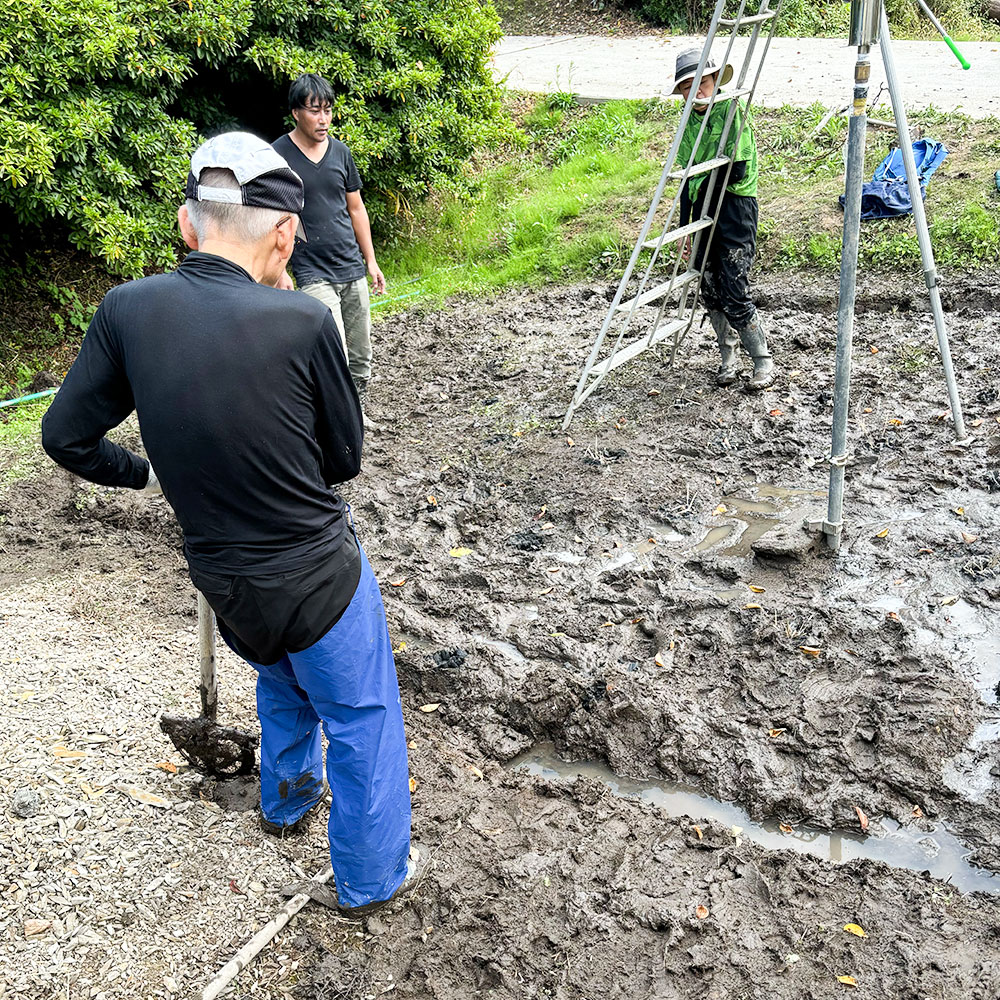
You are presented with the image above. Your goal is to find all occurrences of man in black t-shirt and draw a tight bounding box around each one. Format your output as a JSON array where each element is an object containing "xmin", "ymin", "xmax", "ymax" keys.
[
  {"xmin": 273, "ymin": 74, "xmax": 385, "ymax": 404},
  {"xmin": 41, "ymin": 132, "xmax": 413, "ymax": 915}
]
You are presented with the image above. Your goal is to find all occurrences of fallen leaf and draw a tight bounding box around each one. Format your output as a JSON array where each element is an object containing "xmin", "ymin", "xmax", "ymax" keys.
[
  {"xmin": 844, "ymin": 923, "xmax": 867, "ymax": 938},
  {"xmin": 648, "ymin": 388, "xmax": 661, "ymax": 396},
  {"xmin": 918, "ymin": 547, "xmax": 934, "ymax": 555},
  {"xmin": 654, "ymin": 653, "xmax": 666, "ymax": 668},
  {"xmin": 888, "ymin": 418, "xmax": 903, "ymax": 426},
  {"xmin": 390, "ymin": 578, "xmax": 407, "ymax": 587},
  {"xmin": 954, "ymin": 507, "xmax": 965, "ymax": 516},
  {"xmin": 229, "ymin": 879, "xmax": 246, "ymax": 896},
  {"xmin": 912, "ymin": 805, "xmax": 923, "ymax": 818},
  {"xmin": 534, "ymin": 505, "xmax": 548, "ymax": 519},
  {"xmin": 154, "ymin": 761, "xmax": 178, "ymax": 774},
  {"xmin": 837, "ymin": 976, "xmax": 858, "ymax": 987},
  {"xmin": 862, "ymin": 407, "xmax": 872, "ymax": 413},
  {"xmin": 874, "ymin": 527, "xmax": 889, "ymax": 539},
  {"xmin": 695, "ymin": 905, "xmax": 709, "ymax": 919},
  {"xmin": 448, "ymin": 547, "xmax": 473, "ymax": 558},
  {"xmin": 768, "ymin": 728, "xmax": 786, "ymax": 739},
  {"xmin": 468, "ymin": 765, "xmax": 484, "ymax": 780},
  {"xmin": 748, "ymin": 585, "xmax": 765, "ymax": 593},
  {"xmin": 566, "ymin": 437, "xmax": 575, "ymax": 447},
  {"xmin": 24, "ymin": 919, "xmax": 51, "ymax": 937},
  {"xmin": 961, "ymin": 532, "xmax": 978, "ymax": 544},
  {"xmin": 426, "ymin": 494, "xmax": 437, "ymax": 506},
  {"xmin": 743, "ymin": 603, "xmax": 763, "ymax": 610},
  {"xmin": 52, "ymin": 746, "xmax": 87, "ymax": 759},
  {"xmin": 419, "ymin": 703, "xmax": 440, "ymax": 713},
  {"xmin": 121, "ymin": 786, "xmax": 171, "ymax": 809},
  {"xmin": 692, "ymin": 825, "xmax": 703, "ymax": 840},
  {"xmin": 538, "ymin": 587, "xmax": 554, "ymax": 596},
  {"xmin": 799, "ymin": 646, "xmax": 821, "ymax": 657},
  {"xmin": 409, "ymin": 777, "xmax": 417, "ymax": 793},
  {"xmin": 970, "ymin": 418, "xmax": 983, "ymax": 428},
  {"xmin": 713, "ymin": 503, "xmax": 728, "ymax": 515},
  {"xmin": 869, "ymin": 345, "xmax": 879, "ymax": 354},
  {"xmin": 779, "ymin": 822, "xmax": 794, "ymax": 834},
  {"xmin": 546, "ymin": 567, "xmax": 561, "ymax": 574},
  {"xmin": 768, "ymin": 408, "xmax": 784, "ymax": 417},
  {"xmin": 940, "ymin": 595, "xmax": 960, "ymax": 606},
  {"xmin": 886, "ymin": 611, "xmax": 900, "ymax": 622},
  {"xmin": 630, "ymin": 617, "xmax": 644, "ymax": 624},
  {"xmin": 541, "ymin": 522, "xmax": 555, "ymax": 530},
  {"xmin": 854, "ymin": 805, "xmax": 869, "ymax": 832},
  {"xmin": 599, "ymin": 622, "xmax": 614, "ymax": 628}
]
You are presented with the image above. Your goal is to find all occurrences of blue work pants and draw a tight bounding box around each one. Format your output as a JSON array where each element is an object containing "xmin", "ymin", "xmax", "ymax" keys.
[{"xmin": 248, "ymin": 552, "xmax": 411, "ymax": 909}]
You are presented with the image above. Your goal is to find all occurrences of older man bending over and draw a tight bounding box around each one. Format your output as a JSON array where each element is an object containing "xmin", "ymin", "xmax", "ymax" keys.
[{"xmin": 41, "ymin": 132, "xmax": 413, "ymax": 914}]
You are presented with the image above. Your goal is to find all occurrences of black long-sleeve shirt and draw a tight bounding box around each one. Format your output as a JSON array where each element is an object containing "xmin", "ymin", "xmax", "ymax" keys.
[{"xmin": 42, "ymin": 252, "xmax": 363, "ymax": 577}]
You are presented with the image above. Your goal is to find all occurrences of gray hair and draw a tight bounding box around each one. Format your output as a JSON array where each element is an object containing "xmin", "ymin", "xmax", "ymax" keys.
[{"xmin": 185, "ymin": 168, "xmax": 287, "ymax": 244}]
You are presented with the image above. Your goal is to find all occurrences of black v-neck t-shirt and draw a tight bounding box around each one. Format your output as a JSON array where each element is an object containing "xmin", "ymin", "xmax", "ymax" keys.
[{"xmin": 273, "ymin": 133, "xmax": 366, "ymax": 286}]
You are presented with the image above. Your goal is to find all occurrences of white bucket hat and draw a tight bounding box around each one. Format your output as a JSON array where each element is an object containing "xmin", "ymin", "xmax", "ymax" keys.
[{"xmin": 671, "ymin": 47, "xmax": 734, "ymax": 96}]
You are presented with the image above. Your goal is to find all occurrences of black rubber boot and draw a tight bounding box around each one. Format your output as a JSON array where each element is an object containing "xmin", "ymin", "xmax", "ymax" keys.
[
  {"xmin": 259, "ymin": 795, "xmax": 324, "ymax": 837},
  {"xmin": 708, "ymin": 309, "xmax": 741, "ymax": 386},
  {"xmin": 736, "ymin": 313, "xmax": 776, "ymax": 390}
]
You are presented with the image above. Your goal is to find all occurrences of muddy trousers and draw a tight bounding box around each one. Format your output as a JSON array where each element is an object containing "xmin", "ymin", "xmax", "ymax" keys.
[
  {"xmin": 692, "ymin": 192, "xmax": 759, "ymax": 331},
  {"xmin": 247, "ymin": 551, "xmax": 411, "ymax": 909}
]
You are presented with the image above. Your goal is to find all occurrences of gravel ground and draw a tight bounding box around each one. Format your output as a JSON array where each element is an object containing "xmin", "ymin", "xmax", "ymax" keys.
[{"xmin": 0, "ymin": 556, "xmax": 333, "ymax": 999}]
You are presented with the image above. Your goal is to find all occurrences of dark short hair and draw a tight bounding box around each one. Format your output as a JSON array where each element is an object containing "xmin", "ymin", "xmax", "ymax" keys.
[{"xmin": 288, "ymin": 73, "xmax": 334, "ymax": 110}]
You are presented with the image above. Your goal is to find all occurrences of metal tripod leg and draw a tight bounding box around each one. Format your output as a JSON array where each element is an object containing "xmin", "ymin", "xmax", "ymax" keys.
[
  {"xmin": 878, "ymin": 7, "xmax": 968, "ymax": 443},
  {"xmin": 821, "ymin": 43, "xmax": 871, "ymax": 551}
]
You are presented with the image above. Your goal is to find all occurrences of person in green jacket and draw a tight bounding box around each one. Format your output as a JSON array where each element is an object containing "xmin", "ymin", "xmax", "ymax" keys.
[{"xmin": 672, "ymin": 47, "xmax": 775, "ymax": 389}]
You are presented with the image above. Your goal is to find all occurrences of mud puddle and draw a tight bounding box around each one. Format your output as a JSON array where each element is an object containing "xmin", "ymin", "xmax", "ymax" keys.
[
  {"xmin": 513, "ymin": 743, "xmax": 1000, "ymax": 895},
  {"xmin": 692, "ymin": 484, "xmax": 826, "ymax": 556}
]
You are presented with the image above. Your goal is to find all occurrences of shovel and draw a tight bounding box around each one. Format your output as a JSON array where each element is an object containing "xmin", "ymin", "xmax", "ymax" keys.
[{"xmin": 159, "ymin": 592, "xmax": 258, "ymax": 778}]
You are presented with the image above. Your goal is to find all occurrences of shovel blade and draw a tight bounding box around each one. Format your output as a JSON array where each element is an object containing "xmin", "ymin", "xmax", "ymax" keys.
[{"xmin": 159, "ymin": 713, "xmax": 258, "ymax": 779}]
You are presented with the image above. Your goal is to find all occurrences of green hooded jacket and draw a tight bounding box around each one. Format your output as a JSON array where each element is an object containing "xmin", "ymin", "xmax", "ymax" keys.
[{"xmin": 677, "ymin": 99, "xmax": 758, "ymax": 203}]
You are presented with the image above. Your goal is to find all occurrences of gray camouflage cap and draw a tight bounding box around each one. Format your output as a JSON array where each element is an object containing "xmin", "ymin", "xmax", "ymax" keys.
[{"xmin": 186, "ymin": 131, "xmax": 307, "ymax": 241}]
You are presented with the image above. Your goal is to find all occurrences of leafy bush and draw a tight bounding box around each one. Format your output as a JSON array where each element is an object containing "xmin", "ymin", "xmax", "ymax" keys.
[{"xmin": 0, "ymin": 0, "xmax": 509, "ymax": 276}]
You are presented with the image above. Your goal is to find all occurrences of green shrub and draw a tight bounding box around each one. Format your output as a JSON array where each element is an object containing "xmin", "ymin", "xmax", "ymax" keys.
[{"xmin": 0, "ymin": 0, "xmax": 510, "ymax": 276}]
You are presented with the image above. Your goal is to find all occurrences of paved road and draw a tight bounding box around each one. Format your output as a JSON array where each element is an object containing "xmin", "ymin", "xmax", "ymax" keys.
[{"xmin": 493, "ymin": 35, "xmax": 1000, "ymax": 116}]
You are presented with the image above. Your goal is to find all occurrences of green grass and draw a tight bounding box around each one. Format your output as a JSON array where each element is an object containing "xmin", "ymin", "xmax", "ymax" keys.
[
  {"xmin": 376, "ymin": 98, "xmax": 676, "ymax": 302},
  {"xmin": 752, "ymin": 102, "xmax": 1000, "ymax": 272},
  {"xmin": 0, "ymin": 398, "xmax": 52, "ymax": 487},
  {"xmin": 371, "ymin": 94, "xmax": 1000, "ymax": 311}
]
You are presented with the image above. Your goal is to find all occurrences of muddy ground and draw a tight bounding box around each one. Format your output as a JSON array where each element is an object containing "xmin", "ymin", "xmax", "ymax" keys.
[{"xmin": 2, "ymin": 272, "xmax": 1000, "ymax": 998}]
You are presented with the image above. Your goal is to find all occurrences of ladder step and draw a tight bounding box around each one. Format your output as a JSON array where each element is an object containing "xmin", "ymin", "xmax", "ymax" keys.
[
  {"xmin": 720, "ymin": 11, "xmax": 777, "ymax": 25},
  {"xmin": 615, "ymin": 270, "xmax": 700, "ymax": 312},
  {"xmin": 592, "ymin": 318, "xmax": 692, "ymax": 376},
  {"xmin": 642, "ymin": 218, "xmax": 713, "ymax": 249},
  {"xmin": 668, "ymin": 156, "xmax": 731, "ymax": 181}
]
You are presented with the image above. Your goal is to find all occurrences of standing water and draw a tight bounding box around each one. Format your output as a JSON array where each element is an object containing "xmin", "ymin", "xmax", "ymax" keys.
[{"xmin": 511, "ymin": 744, "xmax": 1000, "ymax": 895}]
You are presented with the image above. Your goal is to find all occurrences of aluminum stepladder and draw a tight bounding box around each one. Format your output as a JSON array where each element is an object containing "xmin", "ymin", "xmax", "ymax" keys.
[{"xmin": 562, "ymin": 0, "xmax": 783, "ymax": 430}]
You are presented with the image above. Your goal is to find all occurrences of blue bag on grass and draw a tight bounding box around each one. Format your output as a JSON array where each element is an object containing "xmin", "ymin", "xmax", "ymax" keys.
[{"xmin": 839, "ymin": 139, "xmax": 948, "ymax": 220}]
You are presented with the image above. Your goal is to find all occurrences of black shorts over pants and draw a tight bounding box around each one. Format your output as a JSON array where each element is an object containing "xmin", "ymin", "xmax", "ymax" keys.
[{"xmin": 683, "ymin": 181, "xmax": 759, "ymax": 330}]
